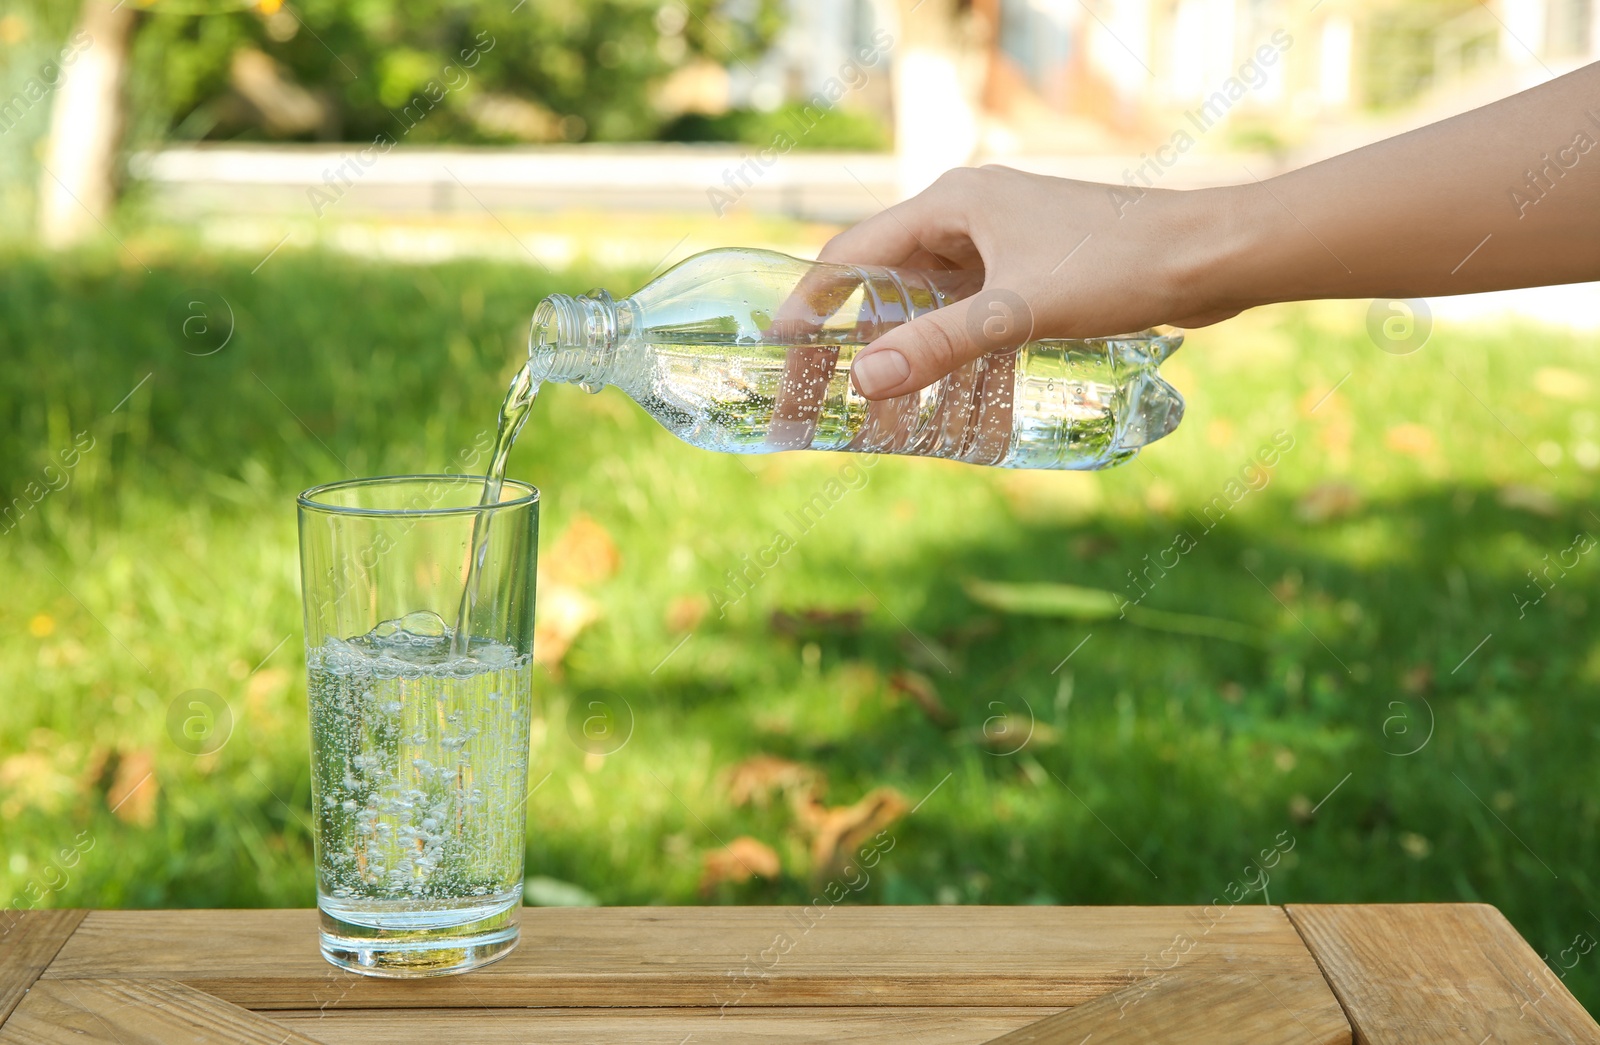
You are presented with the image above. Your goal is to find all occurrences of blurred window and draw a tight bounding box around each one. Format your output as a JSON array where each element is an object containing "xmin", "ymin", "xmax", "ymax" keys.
[
  {"xmin": 999, "ymin": 0, "xmax": 1075, "ymax": 99},
  {"xmin": 1544, "ymin": 0, "xmax": 1593, "ymax": 57},
  {"xmin": 850, "ymin": 0, "xmax": 878, "ymax": 52}
]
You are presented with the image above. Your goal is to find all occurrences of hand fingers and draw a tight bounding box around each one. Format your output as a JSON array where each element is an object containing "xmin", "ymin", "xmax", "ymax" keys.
[
  {"xmin": 849, "ymin": 283, "xmax": 1037, "ymax": 400},
  {"xmin": 819, "ymin": 177, "xmax": 982, "ymax": 271},
  {"xmin": 770, "ymin": 263, "xmax": 867, "ymax": 337},
  {"xmin": 767, "ymin": 263, "xmax": 871, "ymax": 443},
  {"xmin": 850, "ymin": 295, "xmax": 978, "ymax": 399},
  {"xmin": 898, "ymin": 246, "xmax": 978, "ymax": 273},
  {"xmin": 818, "ymin": 204, "xmax": 929, "ymax": 267}
]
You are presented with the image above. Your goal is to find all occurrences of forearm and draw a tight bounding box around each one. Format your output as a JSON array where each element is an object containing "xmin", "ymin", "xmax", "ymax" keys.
[
  {"xmin": 1191, "ymin": 61, "xmax": 1600, "ymax": 313},
  {"xmin": 827, "ymin": 66, "xmax": 1597, "ymax": 397}
]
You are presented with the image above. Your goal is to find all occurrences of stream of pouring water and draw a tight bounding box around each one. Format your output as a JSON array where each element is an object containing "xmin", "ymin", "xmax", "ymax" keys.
[{"xmin": 450, "ymin": 361, "xmax": 540, "ymax": 656}]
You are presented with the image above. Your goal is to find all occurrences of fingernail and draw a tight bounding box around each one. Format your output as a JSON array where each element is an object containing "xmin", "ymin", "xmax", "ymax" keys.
[{"xmin": 852, "ymin": 350, "xmax": 910, "ymax": 398}]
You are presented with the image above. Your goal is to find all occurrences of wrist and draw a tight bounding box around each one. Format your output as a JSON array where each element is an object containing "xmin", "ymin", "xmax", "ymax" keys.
[{"xmin": 1159, "ymin": 182, "xmax": 1276, "ymax": 320}]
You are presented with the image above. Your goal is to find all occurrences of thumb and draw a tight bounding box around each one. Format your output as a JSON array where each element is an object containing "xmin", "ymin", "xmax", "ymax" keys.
[{"xmin": 849, "ymin": 287, "xmax": 1036, "ymax": 400}]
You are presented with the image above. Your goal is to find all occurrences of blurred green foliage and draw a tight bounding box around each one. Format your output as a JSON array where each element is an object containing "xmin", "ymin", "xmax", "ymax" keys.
[
  {"xmin": 2, "ymin": 242, "xmax": 1599, "ymax": 1013},
  {"xmin": 119, "ymin": 0, "xmax": 782, "ymax": 145},
  {"xmin": 0, "ymin": 0, "xmax": 789, "ymax": 237},
  {"xmin": 1223, "ymin": 122, "xmax": 1288, "ymax": 157},
  {"xmin": 663, "ymin": 104, "xmax": 891, "ymax": 151},
  {"xmin": 1358, "ymin": 0, "xmax": 1497, "ymax": 110}
]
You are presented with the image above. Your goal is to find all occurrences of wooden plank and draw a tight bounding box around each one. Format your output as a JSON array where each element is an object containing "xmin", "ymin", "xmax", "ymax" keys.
[
  {"xmin": 43, "ymin": 906, "xmax": 1322, "ymax": 1010},
  {"xmin": 975, "ymin": 961, "xmax": 1350, "ymax": 1044},
  {"xmin": 273, "ymin": 1005, "xmax": 1050, "ymax": 1044},
  {"xmin": 0, "ymin": 910, "xmax": 85, "ymax": 1027},
  {"xmin": 0, "ymin": 979, "xmax": 323, "ymax": 1045},
  {"xmin": 1287, "ymin": 903, "xmax": 1600, "ymax": 1044},
  {"xmin": 268, "ymin": 973, "xmax": 1354, "ymax": 1045}
]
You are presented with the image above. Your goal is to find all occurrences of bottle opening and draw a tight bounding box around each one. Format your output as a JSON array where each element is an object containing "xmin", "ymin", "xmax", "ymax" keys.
[
  {"xmin": 528, "ymin": 292, "xmax": 616, "ymax": 392},
  {"xmin": 531, "ymin": 294, "xmax": 580, "ymax": 358}
]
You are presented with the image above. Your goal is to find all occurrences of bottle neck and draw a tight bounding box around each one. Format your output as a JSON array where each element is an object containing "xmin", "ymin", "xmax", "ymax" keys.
[{"xmin": 528, "ymin": 290, "xmax": 633, "ymax": 393}]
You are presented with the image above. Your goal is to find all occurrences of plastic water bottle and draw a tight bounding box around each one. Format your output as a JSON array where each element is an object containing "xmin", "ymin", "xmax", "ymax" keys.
[{"xmin": 528, "ymin": 247, "xmax": 1183, "ymax": 469}]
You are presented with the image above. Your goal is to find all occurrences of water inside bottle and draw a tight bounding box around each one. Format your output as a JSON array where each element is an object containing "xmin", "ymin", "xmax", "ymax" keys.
[{"xmin": 625, "ymin": 333, "xmax": 1152, "ymax": 469}]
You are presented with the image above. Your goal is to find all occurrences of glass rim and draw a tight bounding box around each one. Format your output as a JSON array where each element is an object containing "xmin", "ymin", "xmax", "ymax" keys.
[{"xmin": 297, "ymin": 474, "xmax": 540, "ymax": 518}]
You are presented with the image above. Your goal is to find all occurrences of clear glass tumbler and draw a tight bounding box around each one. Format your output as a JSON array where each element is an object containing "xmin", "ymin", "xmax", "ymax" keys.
[{"xmin": 297, "ymin": 475, "xmax": 538, "ymax": 977}]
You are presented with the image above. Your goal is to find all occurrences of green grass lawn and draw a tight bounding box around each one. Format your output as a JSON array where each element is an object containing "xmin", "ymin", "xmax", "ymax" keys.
[{"xmin": 2, "ymin": 245, "xmax": 1598, "ymax": 1011}]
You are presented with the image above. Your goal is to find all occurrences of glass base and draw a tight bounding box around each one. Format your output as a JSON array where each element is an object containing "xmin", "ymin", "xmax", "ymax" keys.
[{"xmin": 318, "ymin": 892, "xmax": 521, "ymax": 978}]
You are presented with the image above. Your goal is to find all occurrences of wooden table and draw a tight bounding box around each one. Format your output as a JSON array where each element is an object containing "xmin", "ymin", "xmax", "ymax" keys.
[{"xmin": 1, "ymin": 905, "xmax": 1595, "ymax": 1043}]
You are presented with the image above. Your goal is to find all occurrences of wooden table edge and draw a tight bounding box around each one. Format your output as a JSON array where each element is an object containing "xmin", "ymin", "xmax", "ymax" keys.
[
  {"xmin": 1286, "ymin": 902, "xmax": 1600, "ymax": 1043},
  {"xmin": 8, "ymin": 903, "xmax": 1596, "ymax": 1042},
  {"xmin": 0, "ymin": 909, "xmax": 87, "ymax": 1028}
]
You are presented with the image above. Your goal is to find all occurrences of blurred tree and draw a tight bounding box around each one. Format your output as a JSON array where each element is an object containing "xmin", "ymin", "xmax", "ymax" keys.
[
  {"xmin": 125, "ymin": 0, "xmax": 783, "ymax": 146},
  {"xmin": 662, "ymin": 104, "xmax": 891, "ymax": 150},
  {"xmin": 36, "ymin": 0, "xmax": 137, "ymax": 247},
  {"xmin": 1358, "ymin": 0, "xmax": 1487, "ymax": 111}
]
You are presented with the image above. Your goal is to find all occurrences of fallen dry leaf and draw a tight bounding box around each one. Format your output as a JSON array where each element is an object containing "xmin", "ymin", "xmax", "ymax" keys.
[
  {"xmin": 665, "ymin": 593, "xmax": 708, "ymax": 633},
  {"xmin": 80, "ymin": 745, "xmax": 113, "ymax": 796},
  {"xmin": 1384, "ymin": 423, "xmax": 1437, "ymax": 458},
  {"xmin": 1533, "ymin": 367, "xmax": 1591, "ymax": 402},
  {"xmin": 939, "ymin": 617, "xmax": 1002, "ymax": 647},
  {"xmin": 836, "ymin": 661, "xmax": 884, "ymax": 695},
  {"xmin": 544, "ymin": 513, "xmax": 620, "ymax": 588},
  {"xmin": 1402, "ymin": 664, "xmax": 1434, "ymax": 694},
  {"xmin": 1288, "ymin": 793, "xmax": 1315, "ymax": 824},
  {"xmin": 794, "ymin": 786, "xmax": 910, "ymax": 876},
  {"xmin": 1399, "ymin": 831, "xmax": 1433, "ymax": 860},
  {"xmin": 1316, "ymin": 416, "xmax": 1354, "ymax": 462},
  {"xmin": 997, "ymin": 470, "xmax": 1102, "ymax": 523},
  {"xmin": 699, "ymin": 836, "xmax": 781, "ymax": 895},
  {"xmin": 0, "ymin": 750, "xmax": 75, "ymax": 818},
  {"xmin": 247, "ymin": 666, "xmax": 290, "ymax": 700},
  {"xmin": 974, "ymin": 715, "xmax": 1060, "ymax": 753},
  {"xmin": 769, "ymin": 607, "xmax": 865, "ymax": 636},
  {"xmin": 889, "ymin": 671, "xmax": 955, "ymax": 728},
  {"xmin": 1497, "ymin": 484, "xmax": 1559, "ymax": 517},
  {"xmin": 1143, "ymin": 481, "xmax": 1177, "ymax": 513},
  {"xmin": 107, "ymin": 749, "xmax": 159, "ymax": 827},
  {"xmin": 0, "ymin": 751, "xmax": 53, "ymax": 791},
  {"xmin": 725, "ymin": 755, "xmax": 820, "ymax": 809},
  {"xmin": 533, "ymin": 583, "xmax": 601, "ymax": 676},
  {"xmin": 1298, "ymin": 383, "xmax": 1346, "ymax": 418},
  {"xmin": 247, "ymin": 666, "xmax": 291, "ymax": 717},
  {"xmin": 898, "ymin": 631, "xmax": 958, "ymax": 676},
  {"xmin": 1071, "ymin": 535, "xmax": 1118, "ymax": 558},
  {"xmin": 1295, "ymin": 481, "xmax": 1362, "ymax": 523},
  {"xmin": 530, "ymin": 513, "xmax": 617, "ymax": 674}
]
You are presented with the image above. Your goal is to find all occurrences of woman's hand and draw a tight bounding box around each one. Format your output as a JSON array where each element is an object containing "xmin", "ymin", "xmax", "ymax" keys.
[
  {"xmin": 820, "ymin": 166, "xmax": 1246, "ymax": 399},
  {"xmin": 826, "ymin": 60, "xmax": 1600, "ymax": 401}
]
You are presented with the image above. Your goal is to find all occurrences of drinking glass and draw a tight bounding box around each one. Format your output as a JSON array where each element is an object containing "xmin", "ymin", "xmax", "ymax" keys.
[{"xmin": 297, "ymin": 475, "xmax": 538, "ymax": 977}]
